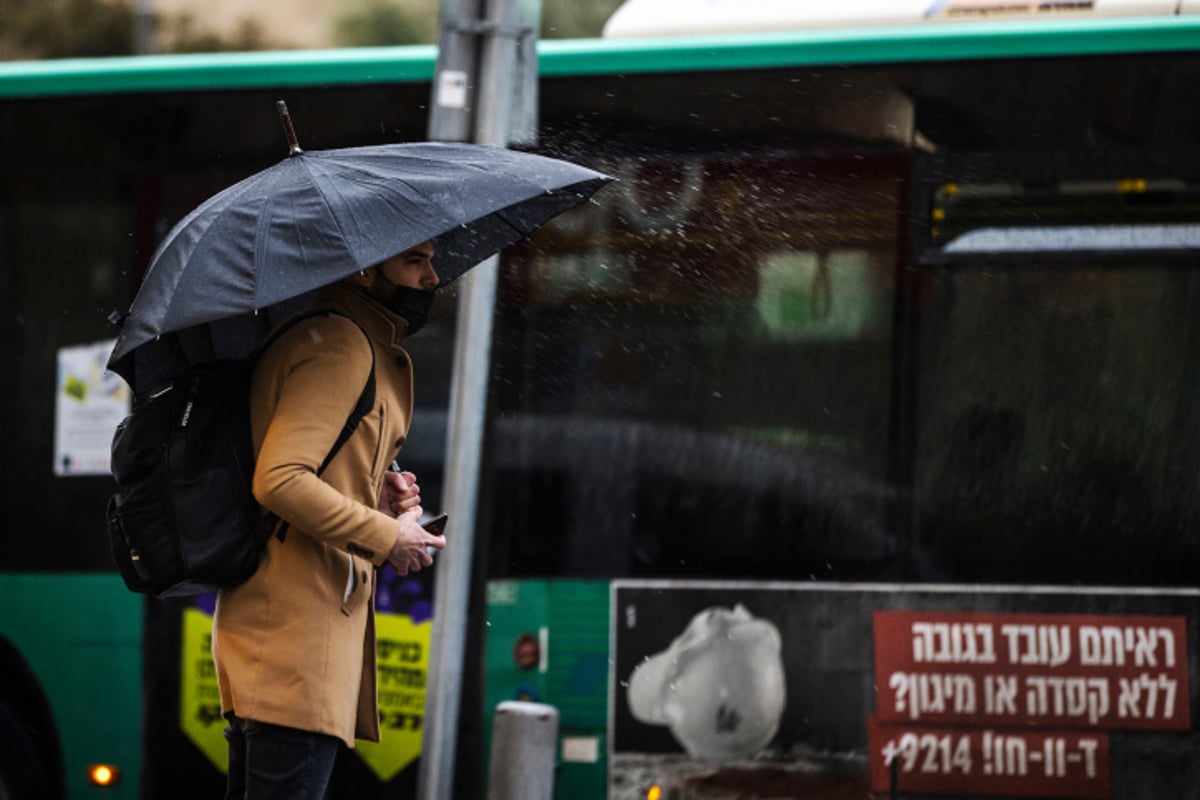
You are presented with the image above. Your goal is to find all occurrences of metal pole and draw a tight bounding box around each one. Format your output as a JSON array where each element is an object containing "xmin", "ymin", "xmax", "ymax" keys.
[
  {"xmin": 416, "ymin": 257, "xmax": 499, "ymax": 800},
  {"xmin": 487, "ymin": 702, "xmax": 559, "ymax": 800},
  {"xmin": 134, "ymin": 0, "xmax": 155, "ymax": 55},
  {"xmin": 472, "ymin": 0, "xmax": 521, "ymax": 148},
  {"xmin": 420, "ymin": 1, "xmax": 538, "ymax": 798},
  {"xmin": 419, "ymin": 2, "xmax": 482, "ymax": 796},
  {"xmin": 427, "ymin": 0, "xmax": 483, "ymax": 144}
]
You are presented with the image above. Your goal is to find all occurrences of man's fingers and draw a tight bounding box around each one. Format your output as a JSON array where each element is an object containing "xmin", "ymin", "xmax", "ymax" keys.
[
  {"xmin": 394, "ymin": 471, "xmax": 418, "ymax": 495},
  {"xmin": 391, "ymin": 494, "xmax": 421, "ymax": 514}
]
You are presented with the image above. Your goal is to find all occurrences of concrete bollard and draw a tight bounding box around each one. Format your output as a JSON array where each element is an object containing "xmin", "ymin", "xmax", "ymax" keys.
[{"xmin": 486, "ymin": 701, "xmax": 560, "ymax": 800}]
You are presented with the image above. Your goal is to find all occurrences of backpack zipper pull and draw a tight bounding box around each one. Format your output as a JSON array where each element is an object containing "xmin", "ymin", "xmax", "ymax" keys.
[{"xmin": 180, "ymin": 377, "xmax": 201, "ymax": 428}]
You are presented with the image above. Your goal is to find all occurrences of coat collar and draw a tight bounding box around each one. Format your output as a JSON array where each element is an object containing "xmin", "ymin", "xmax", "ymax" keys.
[{"xmin": 318, "ymin": 282, "xmax": 411, "ymax": 354}]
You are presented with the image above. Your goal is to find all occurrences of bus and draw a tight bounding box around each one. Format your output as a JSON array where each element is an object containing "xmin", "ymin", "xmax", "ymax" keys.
[{"xmin": 3, "ymin": 1, "xmax": 1200, "ymax": 797}]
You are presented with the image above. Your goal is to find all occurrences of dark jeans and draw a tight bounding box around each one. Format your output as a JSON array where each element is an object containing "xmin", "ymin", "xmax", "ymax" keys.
[{"xmin": 224, "ymin": 715, "xmax": 341, "ymax": 800}]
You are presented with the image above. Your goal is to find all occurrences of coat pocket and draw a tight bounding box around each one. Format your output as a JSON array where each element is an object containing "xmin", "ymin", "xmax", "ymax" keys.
[{"xmin": 340, "ymin": 555, "xmax": 371, "ymax": 617}]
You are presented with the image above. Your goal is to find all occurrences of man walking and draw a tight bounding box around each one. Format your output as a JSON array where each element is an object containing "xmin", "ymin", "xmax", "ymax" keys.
[{"xmin": 213, "ymin": 241, "xmax": 446, "ymax": 799}]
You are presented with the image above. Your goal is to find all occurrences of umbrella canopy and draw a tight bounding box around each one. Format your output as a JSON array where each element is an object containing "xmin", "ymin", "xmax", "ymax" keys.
[{"xmin": 107, "ymin": 140, "xmax": 611, "ymax": 390}]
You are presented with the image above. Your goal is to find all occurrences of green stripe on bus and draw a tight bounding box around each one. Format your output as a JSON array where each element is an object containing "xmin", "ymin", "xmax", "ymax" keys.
[
  {"xmin": 1, "ymin": 16, "xmax": 1199, "ymax": 97},
  {"xmin": 0, "ymin": 45, "xmax": 437, "ymax": 97},
  {"xmin": 539, "ymin": 16, "xmax": 1200, "ymax": 74}
]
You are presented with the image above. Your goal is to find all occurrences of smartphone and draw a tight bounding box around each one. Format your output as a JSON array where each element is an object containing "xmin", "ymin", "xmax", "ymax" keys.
[
  {"xmin": 423, "ymin": 513, "xmax": 448, "ymax": 558},
  {"xmin": 422, "ymin": 513, "xmax": 448, "ymax": 537}
]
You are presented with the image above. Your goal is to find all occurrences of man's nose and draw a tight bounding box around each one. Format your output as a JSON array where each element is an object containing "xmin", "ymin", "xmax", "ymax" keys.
[{"xmin": 424, "ymin": 264, "xmax": 440, "ymax": 288}]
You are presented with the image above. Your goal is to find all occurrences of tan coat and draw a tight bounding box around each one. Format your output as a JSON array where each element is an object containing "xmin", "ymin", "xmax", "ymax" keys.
[{"xmin": 212, "ymin": 284, "xmax": 414, "ymax": 747}]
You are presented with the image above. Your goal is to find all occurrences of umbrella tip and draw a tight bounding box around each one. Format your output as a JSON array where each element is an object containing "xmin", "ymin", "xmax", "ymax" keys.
[{"xmin": 276, "ymin": 100, "xmax": 303, "ymax": 156}]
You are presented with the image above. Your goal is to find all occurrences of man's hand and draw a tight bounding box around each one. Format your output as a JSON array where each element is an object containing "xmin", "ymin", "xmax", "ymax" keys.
[
  {"xmin": 386, "ymin": 507, "xmax": 447, "ymax": 575},
  {"xmin": 379, "ymin": 470, "xmax": 421, "ymax": 518}
]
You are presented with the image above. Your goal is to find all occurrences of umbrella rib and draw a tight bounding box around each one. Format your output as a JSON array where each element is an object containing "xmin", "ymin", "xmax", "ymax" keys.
[
  {"xmin": 298, "ymin": 155, "xmax": 383, "ymax": 272},
  {"xmin": 308, "ymin": 154, "xmax": 457, "ymax": 268},
  {"xmin": 299, "ymin": 155, "xmax": 350, "ymax": 240}
]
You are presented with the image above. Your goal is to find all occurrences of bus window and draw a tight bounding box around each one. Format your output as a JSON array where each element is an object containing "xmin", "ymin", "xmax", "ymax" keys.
[
  {"xmin": 915, "ymin": 198, "xmax": 1200, "ymax": 585},
  {"xmin": 490, "ymin": 150, "xmax": 907, "ymax": 578}
]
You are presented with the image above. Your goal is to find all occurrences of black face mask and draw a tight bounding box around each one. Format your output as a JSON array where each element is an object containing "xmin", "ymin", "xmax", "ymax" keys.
[{"xmin": 371, "ymin": 272, "xmax": 436, "ymax": 337}]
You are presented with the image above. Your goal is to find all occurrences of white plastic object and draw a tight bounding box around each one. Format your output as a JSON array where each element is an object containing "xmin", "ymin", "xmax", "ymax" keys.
[
  {"xmin": 627, "ymin": 604, "xmax": 786, "ymax": 760},
  {"xmin": 604, "ymin": 0, "xmax": 1184, "ymax": 38}
]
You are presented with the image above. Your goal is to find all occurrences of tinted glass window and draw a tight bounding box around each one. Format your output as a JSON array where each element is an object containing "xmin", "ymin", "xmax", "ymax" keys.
[
  {"xmin": 488, "ymin": 150, "xmax": 908, "ymax": 578},
  {"xmin": 0, "ymin": 85, "xmax": 432, "ymax": 570},
  {"xmin": 914, "ymin": 254, "xmax": 1200, "ymax": 584}
]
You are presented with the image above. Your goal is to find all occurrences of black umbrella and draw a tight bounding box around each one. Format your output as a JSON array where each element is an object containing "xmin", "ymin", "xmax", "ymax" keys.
[{"xmin": 108, "ymin": 105, "xmax": 611, "ymax": 392}]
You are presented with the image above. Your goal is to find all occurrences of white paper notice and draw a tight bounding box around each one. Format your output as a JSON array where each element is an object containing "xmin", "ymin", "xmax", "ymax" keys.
[
  {"xmin": 437, "ymin": 69, "xmax": 469, "ymax": 109},
  {"xmin": 54, "ymin": 339, "xmax": 130, "ymax": 476}
]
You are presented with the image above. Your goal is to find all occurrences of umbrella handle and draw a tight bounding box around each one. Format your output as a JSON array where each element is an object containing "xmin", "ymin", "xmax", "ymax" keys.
[{"xmin": 276, "ymin": 100, "xmax": 303, "ymax": 156}]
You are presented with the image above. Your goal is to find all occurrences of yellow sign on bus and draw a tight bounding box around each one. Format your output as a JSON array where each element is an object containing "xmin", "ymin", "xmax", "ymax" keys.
[
  {"xmin": 356, "ymin": 612, "xmax": 433, "ymax": 780},
  {"xmin": 180, "ymin": 607, "xmax": 228, "ymax": 772},
  {"xmin": 179, "ymin": 606, "xmax": 431, "ymax": 781}
]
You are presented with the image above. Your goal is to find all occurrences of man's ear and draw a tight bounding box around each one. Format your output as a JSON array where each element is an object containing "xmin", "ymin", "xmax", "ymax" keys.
[{"xmin": 349, "ymin": 267, "xmax": 374, "ymax": 288}]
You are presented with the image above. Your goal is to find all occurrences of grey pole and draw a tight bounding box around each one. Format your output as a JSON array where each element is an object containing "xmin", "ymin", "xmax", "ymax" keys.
[
  {"xmin": 419, "ymin": 4, "xmax": 482, "ymax": 797},
  {"xmin": 487, "ymin": 702, "xmax": 560, "ymax": 800},
  {"xmin": 134, "ymin": 0, "xmax": 155, "ymax": 54},
  {"xmin": 419, "ymin": 1, "xmax": 539, "ymax": 798},
  {"xmin": 427, "ymin": 0, "xmax": 483, "ymax": 145}
]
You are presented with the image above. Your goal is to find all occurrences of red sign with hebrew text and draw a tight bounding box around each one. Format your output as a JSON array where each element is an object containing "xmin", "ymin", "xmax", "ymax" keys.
[{"xmin": 873, "ymin": 611, "xmax": 1189, "ymax": 730}]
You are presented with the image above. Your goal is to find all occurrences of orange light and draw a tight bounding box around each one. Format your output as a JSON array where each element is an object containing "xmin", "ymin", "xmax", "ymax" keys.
[
  {"xmin": 647, "ymin": 786, "xmax": 662, "ymax": 800},
  {"xmin": 88, "ymin": 764, "xmax": 120, "ymax": 787}
]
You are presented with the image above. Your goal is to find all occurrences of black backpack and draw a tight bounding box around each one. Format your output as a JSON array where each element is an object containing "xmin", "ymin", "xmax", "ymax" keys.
[{"xmin": 106, "ymin": 309, "xmax": 375, "ymax": 597}]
